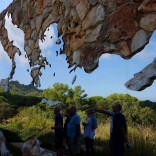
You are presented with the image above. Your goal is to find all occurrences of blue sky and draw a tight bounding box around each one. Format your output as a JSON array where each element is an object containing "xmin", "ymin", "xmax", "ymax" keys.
[{"xmin": 0, "ymin": 1, "xmax": 156, "ymax": 101}]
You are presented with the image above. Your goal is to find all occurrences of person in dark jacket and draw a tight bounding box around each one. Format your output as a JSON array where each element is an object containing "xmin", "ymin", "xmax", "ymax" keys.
[
  {"xmin": 95, "ymin": 102, "xmax": 128, "ymax": 156},
  {"xmin": 51, "ymin": 106, "xmax": 63, "ymax": 156}
]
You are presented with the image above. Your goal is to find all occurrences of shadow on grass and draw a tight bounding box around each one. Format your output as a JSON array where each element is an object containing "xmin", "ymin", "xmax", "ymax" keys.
[
  {"xmin": 0, "ymin": 128, "xmax": 22, "ymax": 155},
  {"xmin": 0, "ymin": 92, "xmax": 42, "ymax": 106},
  {"xmin": 38, "ymin": 133, "xmax": 110, "ymax": 155},
  {"xmin": 38, "ymin": 132, "xmax": 55, "ymax": 150},
  {"xmin": 6, "ymin": 143, "xmax": 22, "ymax": 156},
  {"xmin": 1, "ymin": 128, "xmax": 22, "ymax": 142}
]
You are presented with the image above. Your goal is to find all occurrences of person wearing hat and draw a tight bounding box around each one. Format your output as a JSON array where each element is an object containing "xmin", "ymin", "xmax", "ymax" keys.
[{"xmin": 51, "ymin": 106, "xmax": 63, "ymax": 156}]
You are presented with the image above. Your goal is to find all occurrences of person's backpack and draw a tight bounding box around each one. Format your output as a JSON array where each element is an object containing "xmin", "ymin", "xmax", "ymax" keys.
[{"xmin": 90, "ymin": 115, "xmax": 97, "ymax": 130}]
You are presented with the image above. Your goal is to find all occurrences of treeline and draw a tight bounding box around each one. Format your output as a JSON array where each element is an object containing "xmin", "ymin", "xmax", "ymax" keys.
[
  {"xmin": 86, "ymin": 94, "xmax": 156, "ymax": 127},
  {"xmin": 0, "ymin": 82, "xmax": 156, "ymax": 128},
  {"xmin": 43, "ymin": 83, "xmax": 156, "ymax": 127}
]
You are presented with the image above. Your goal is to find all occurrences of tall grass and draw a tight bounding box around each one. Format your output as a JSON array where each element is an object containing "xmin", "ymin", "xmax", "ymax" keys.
[{"xmin": 92, "ymin": 123, "xmax": 156, "ymax": 156}]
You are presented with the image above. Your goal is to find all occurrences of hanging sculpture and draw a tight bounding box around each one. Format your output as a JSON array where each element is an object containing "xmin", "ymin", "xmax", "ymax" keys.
[{"xmin": 0, "ymin": 0, "xmax": 156, "ymax": 90}]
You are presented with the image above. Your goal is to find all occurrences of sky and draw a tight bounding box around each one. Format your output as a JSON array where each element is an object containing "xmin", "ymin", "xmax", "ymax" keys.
[{"xmin": 0, "ymin": 1, "xmax": 156, "ymax": 101}]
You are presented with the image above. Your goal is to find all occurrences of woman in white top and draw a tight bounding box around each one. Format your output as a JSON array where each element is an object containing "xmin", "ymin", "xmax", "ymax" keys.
[{"xmin": 83, "ymin": 109, "xmax": 97, "ymax": 156}]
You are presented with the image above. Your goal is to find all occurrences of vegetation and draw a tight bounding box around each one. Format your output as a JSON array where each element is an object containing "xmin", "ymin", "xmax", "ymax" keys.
[
  {"xmin": 0, "ymin": 96, "xmax": 17, "ymax": 122},
  {"xmin": 0, "ymin": 81, "xmax": 156, "ymax": 155},
  {"xmin": 0, "ymin": 80, "xmax": 42, "ymax": 97},
  {"xmin": 0, "ymin": 105, "xmax": 53, "ymax": 140},
  {"xmin": 43, "ymin": 83, "xmax": 87, "ymax": 109},
  {"xmin": 0, "ymin": 92, "xmax": 42, "ymax": 106},
  {"xmin": 1, "ymin": 107, "xmax": 155, "ymax": 156},
  {"xmin": 93, "ymin": 123, "xmax": 156, "ymax": 156},
  {"xmin": 86, "ymin": 94, "xmax": 156, "ymax": 127}
]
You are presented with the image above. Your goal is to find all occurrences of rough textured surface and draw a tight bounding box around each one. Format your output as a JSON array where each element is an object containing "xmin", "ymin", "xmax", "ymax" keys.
[
  {"xmin": 0, "ymin": 0, "xmax": 156, "ymax": 90},
  {"xmin": 131, "ymin": 29, "xmax": 148, "ymax": 53},
  {"xmin": 140, "ymin": 14, "xmax": 156, "ymax": 31},
  {"xmin": 125, "ymin": 58, "xmax": 156, "ymax": 91},
  {"xmin": 22, "ymin": 138, "xmax": 53, "ymax": 156}
]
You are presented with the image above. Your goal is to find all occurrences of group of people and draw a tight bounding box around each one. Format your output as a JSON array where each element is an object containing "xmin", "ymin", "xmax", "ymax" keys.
[
  {"xmin": 52, "ymin": 102, "xmax": 128, "ymax": 156},
  {"xmin": 52, "ymin": 106, "xmax": 81, "ymax": 156}
]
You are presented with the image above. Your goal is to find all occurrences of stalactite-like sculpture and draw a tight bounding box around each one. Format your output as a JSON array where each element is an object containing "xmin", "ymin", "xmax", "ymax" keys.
[{"xmin": 0, "ymin": 0, "xmax": 156, "ymax": 90}]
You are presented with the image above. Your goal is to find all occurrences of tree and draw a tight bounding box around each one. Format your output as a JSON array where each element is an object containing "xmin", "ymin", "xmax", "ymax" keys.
[
  {"xmin": 43, "ymin": 83, "xmax": 87, "ymax": 108},
  {"xmin": 104, "ymin": 93, "xmax": 156, "ymax": 126},
  {"xmin": 86, "ymin": 93, "xmax": 156, "ymax": 127},
  {"xmin": 70, "ymin": 86, "xmax": 87, "ymax": 106},
  {"xmin": 86, "ymin": 96, "xmax": 107, "ymax": 108}
]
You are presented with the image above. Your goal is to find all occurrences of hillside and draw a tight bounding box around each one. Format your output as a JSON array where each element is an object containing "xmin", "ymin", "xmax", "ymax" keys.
[{"xmin": 0, "ymin": 80, "xmax": 42, "ymax": 97}]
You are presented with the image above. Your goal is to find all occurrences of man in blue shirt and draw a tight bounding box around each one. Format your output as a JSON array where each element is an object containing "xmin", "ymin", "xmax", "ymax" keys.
[{"xmin": 67, "ymin": 106, "xmax": 81, "ymax": 156}]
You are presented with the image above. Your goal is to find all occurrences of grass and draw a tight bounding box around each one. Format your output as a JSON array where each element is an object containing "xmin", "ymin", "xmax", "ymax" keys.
[{"xmin": 93, "ymin": 123, "xmax": 156, "ymax": 156}]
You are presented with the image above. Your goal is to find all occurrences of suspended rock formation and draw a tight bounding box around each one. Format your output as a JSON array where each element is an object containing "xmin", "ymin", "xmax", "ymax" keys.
[{"xmin": 0, "ymin": 0, "xmax": 156, "ymax": 90}]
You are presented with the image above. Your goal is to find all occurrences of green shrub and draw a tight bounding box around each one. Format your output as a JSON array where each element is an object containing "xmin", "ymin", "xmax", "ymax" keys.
[
  {"xmin": 0, "ymin": 92, "xmax": 42, "ymax": 106},
  {"xmin": 0, "ymin": 96, "xmax": 8, "ymax": 103},
  {"xmin": 0, "ymin": 104, "xmax": 53, "ymax": 141},
  {"xmin": 0, "ymin": 102, "xmax": 17, "ymax": 122}
]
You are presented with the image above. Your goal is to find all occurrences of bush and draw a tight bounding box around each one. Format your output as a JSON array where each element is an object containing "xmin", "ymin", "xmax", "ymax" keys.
[
  {"xmin": 0, "ymin": 104, "xmax": 53, "ymax": 141},
  {"xmin": 0, "ymin": 92, "xmax": 42, "ymax": 106},
  {"xmin": 0, "ymin": 96, "xmax": 8, "ymax": 103},
  {"xmin": 0, "ymin": 102, "xmax": 17, "ymax": 122}
]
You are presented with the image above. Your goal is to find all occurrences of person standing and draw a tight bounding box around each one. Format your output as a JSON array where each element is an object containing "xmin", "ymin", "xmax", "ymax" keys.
[
  {"xmin": 83, "ymin": 109, "xmax": 97, "ymax": 156},
  {"xmin": 51, "ymin": 106, "xmax": 63, "ymax": 156},
  {"xmin": 95, "ymin": 102, "xmax": 128, "ymax": 156},
  {"xmin": 67, "ymin": 106, "xmax": 81, "ymax": 156},
  {"xmin": 64, "ymin": 108, "xmax": 71, "ymax": 148}
]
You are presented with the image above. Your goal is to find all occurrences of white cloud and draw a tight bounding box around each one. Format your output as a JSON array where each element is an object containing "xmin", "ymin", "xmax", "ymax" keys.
[
  {"xmin": 0, "ymin": 42, "xmax": 12, "ymax": 78},
  {"xmin": 0, "ymin": 42, "xmax": 11, "ymax": 63},
  {"xmin": 135, "ymin": 31, "xmax": 156, "ymax": 61},
  {"xmin": 4, "ymin": 14, "xmax": 29, "ymax": 68},
  {"xmin": 5, "ymin": 14, "xmax": 24, "ymax": 50},
  {"xmin": 46, "ymin": 50, "xmax": 53, "ymax": 56},
  {"xmin": 136, "ymin": 49, "xmax": 156, "ymax": 61},
  {"xmin": 100, "ymin": 53, "xmax": 112, "ymax": 60},
  {"xmin": 2, "ymin": 14, "xmax": 61, "ymax": 79},
  {"xmin": 135, "ymin": 41, "xmax": 156, "ymax": 61},
  {"xmin": 15, "ymin": 54, "xmax": 29, "ymax": 68},
  {"xmin": 4, "ymin": 14, "xmax": 59, "ymax": 68}
]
